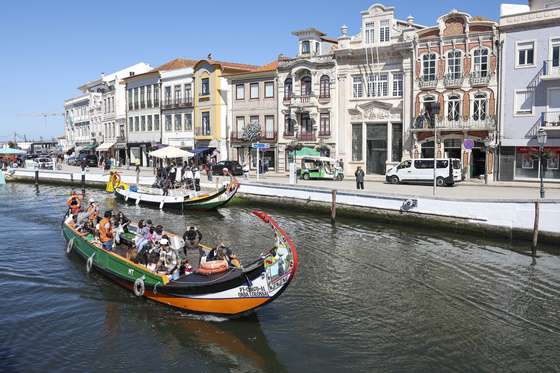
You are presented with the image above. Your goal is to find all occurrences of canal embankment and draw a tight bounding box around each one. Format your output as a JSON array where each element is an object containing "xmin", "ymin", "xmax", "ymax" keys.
[{"xmin": 5, "ymin": 167, "xmax": 560, "ymax": 243}]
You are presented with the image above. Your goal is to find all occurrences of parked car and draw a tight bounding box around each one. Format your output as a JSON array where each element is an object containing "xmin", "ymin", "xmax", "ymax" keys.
[
  {"xmin": 74, "ymin": 153, "xmax": 98, "ymax": 168},
  {"xmin": 385, "ymin": 158, "xmax": 461, "ymax": 186},
  {"xmin": 36, "ymin": 157, "xmax": 54, "ymax": 169},
  {"xmin": 211, "ymin": 160, "xmax": 243, "ymax": 176}
]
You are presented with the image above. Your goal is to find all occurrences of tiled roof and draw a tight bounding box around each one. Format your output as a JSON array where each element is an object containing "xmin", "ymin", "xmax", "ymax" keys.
[
  {"xmin": 209, "ymin": 59, "xmax": 259, "ymax": 70},
  {"xmin": 155, "ymin": 58, "xmax": 198, "ymax": 71},
  {"xmin": 222, "ymin": 60, "xmax": 278, "ymax": 77}
]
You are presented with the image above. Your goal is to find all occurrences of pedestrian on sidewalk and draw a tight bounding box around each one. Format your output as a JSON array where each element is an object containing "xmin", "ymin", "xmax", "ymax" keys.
[
  {"xmin": 355, "ymin": 166, "xmax": 365, "ymax": 190},
  {"xmin": 242, "ymin": 162, "xmax": 249, "ymax": 180}
]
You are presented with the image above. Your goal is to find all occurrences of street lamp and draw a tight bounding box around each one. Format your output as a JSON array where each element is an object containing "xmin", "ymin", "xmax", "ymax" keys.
[
  {"xmin": 483, "ymin": 138, "xmax": 491, "ymax": 185},
  {"xmin": 537, "ymin": 127, "xmax": 547, "ymax": 199}
]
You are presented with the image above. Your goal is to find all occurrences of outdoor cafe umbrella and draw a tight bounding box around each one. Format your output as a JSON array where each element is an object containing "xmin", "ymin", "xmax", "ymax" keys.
[
  {"xmin": 0, "ymin": 148, "xmax": 27, "ymax": 155},
  {"xmin": 148, "ymin": 146, "xmax": 193, "ymax": 159}
]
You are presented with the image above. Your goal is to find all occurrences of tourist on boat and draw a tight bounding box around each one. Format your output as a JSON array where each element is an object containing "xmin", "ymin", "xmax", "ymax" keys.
[
  {"xmin": 86, "ymin": 198, "xmax": 99, "ymax": 225},
  {"xmin": 115, "ymin": 211, "xmax": 130, "ymax": 230},
  {"xmin": 153, "ymin": 225, "xmax": 164, "ymax": 242},
  {"xmin": 67, "ymin": 191, "xmax": 82, "ymax": 215},
  {"xmin": 182, "ymin": 226, "xmax": 202, "ymax": 254},
  {"xmin": 76, "ymin": 206, "xmax": 90, "ymax": 232},
  {"xmin": 157, "ymin": 238, "xmax": 179, "ymax": 276},
  {"xmin": 169, "ymin": 163, "xmax": 177, "ymax": 185},
  {"xmin": 185, "ymin": 166, "xmax": 193, "ymax": 190},
  {"xmin": 135, "ymin": 219, "xmax": 150, "ymax": 254},
  {"xmin": 181, "ymin": 162, "xmax": 188, "ymax": 182},
  {"xmin": 193, "ymin": 167, "xmax": 201, "ymax": 191},
  {"xmin": 99, "ymin": 211, "xmax": 114, "ymax": 251},
  {"xmin": 223, "ymin": 247, "xmax": 241, "ymax": 268}
]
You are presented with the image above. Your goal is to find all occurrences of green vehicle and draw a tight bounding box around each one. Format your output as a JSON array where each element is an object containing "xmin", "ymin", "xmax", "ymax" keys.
[{"xmin": 298, "ymin": 156, "xmax": 344, "ymax": 181}]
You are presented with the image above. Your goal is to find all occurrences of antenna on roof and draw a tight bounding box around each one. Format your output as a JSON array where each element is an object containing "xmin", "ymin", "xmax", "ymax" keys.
[{"xmin": 207, "ymin": 53, "xmax": 212, "ymax": 60}]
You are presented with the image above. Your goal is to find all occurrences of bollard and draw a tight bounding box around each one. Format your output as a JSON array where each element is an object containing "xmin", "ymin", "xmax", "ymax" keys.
[
  {"xmin": 531, "ymin": 201, "xmax": 539, "ymax": 265},
  {"xmin": 81, "ymin": 169, "xmax": 86, "ymax": 196},
  {"xmin": 331, "ymin": 190, "xmax": 337, "ymax": 224}
]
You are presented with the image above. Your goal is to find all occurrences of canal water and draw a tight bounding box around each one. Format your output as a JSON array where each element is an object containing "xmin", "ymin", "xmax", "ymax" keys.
[{"xmin": 1, "ymin": 183, "xmax": 560, "ymax": 372}]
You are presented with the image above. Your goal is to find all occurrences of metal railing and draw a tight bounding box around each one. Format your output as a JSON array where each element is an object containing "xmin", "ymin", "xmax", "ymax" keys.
[
  {"xmin": 413, "ymin": 115, "xmax": 496, "ymax": 130},
  {"xmin": 195, "ymin": 127, "xmax": 212, "ymax": 136},
  {"xmin": 542, "ymin": 111, "xmax": 560, "ymax": 128},
  {"xmin": 443, "ymin": 73, "xmax": 464, "ymax": 87},
  {"xmin": 283, "ymin": 94, "xmax": 316, "ymax": 106},
  {"xmin": 162, "ymin": 97, "xmax": 193, "ymax": 109},
  {"xmin": 318, "ymin": 130, "xmax": 331, "ymax": 137},
  {"xmin": 418, "ymin": 76, "xmax": 438, "ymax": 89},
  {"xmin": 298, "ymin": 131, "xmax": 316, "ymax": 141},
  {"xmin": 470, "ymin": 72, "xmax": 491, "ymax": 86},
  {"xmin": 543, "ymin": 60, "xmax": 560, "ymax": 79}
]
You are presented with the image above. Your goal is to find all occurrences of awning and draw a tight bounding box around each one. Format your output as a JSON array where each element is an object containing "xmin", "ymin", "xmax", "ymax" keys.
[
  {"xmin": 96, "ymin": 142, "xmax": 115, "ymax": 152},
  {"xmin": 76, "ymin": 143, "xmax": 97, "ymax": 152},
  {"xmin": 295, "ymin": 147, "xmax": 320, "ymax": 157},
  {"xmin": 191, "ymin": 147, "xmax": 212, "ymax": 154}
]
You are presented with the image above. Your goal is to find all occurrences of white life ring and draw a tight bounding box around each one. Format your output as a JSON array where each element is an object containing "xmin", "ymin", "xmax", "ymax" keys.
[
  {"xmin": 133, "ymin": 277, "xmax": 145, "ymax": 297},
  {"xmin": 66, "ymin": 238, "xmax": 74, "ymax": 254},
  {"xmin": 86, "ymin": 253, "xmax": 95, "ymax": 273}
]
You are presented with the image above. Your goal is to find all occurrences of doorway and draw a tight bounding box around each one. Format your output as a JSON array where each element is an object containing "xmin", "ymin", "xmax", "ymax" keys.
[
  {"xmin": 366, "ymin": 123, "xmax": 387, "ymax": 175},
  {"xmin": 471, "ymin": 147, "xmax": 486, "ymax": 178}
]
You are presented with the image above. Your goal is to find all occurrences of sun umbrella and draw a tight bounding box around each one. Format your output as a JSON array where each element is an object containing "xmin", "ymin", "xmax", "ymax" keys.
[
  {"xmin": 149, "ymin": 146, "xmax": 193, "ymax": 159},
  {"xmin": 0, "ymin": 148, "xmax": 27, "ymax": 155}
]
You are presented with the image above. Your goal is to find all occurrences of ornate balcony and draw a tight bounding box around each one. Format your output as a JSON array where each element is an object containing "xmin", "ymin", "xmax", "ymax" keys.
[
  {"xmin": 412, "ymin": 115, "xmax": 496, "ymax": 131},
  {"xmin": 298, "ymin": 131, "xmax": 316, "ymax": 142},
  {"xmin": 162, "ymin": 97, "xmax": 194, "ymax": 110},
  {"xmin": 318, "ymin": 130, "xmax": 331, "ymax": 137},
  {"xmin": 469, "ymin": 72, "xmax": 491, "ymax": 86},
  {"xmin": 443, "ymin": 73, "xmax": 464, "ymax": 88},
  {"xmin": 418, "ymin": 77, "xmax": 438, "ymax": 90},
  {"xmin": 282, "ymin": 94, "xmax": 317, "ymax": 108},
  {"xmin": 195, "ymin": 126, "xmax": 212, "ymax": 137}
]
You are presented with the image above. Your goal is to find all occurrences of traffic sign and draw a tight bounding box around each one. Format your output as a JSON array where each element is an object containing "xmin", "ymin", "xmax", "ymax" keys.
[
  {"xmin": 463, "ymin": 139, "xmax": 474, "ymax": 150},
  {"xmin": 251, "ymin": 143, "xmax": 270, "ymax": 149}
]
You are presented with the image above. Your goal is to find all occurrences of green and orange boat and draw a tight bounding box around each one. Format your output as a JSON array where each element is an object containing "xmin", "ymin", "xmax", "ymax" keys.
[{"xmin": 62, "ymin": 210, "xmax": 298, "ymax": 317}]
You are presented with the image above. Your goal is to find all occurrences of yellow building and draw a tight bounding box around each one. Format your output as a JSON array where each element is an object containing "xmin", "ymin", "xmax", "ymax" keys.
[{"xmin": 193, "ymin": 59, "xmax": 256, "ymax": 160}]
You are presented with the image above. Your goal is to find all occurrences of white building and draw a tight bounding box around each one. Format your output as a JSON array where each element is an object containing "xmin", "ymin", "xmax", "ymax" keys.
[
  {"xmin": 64, "ymin": 92, "xmax": 98, "ymax": 150},
  {"xmin": 335, "ymin": 4, "xmax": 423, "ymax": 175}
]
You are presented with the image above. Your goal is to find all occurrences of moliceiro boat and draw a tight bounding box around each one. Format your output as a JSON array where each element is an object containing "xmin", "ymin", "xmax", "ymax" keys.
[
  {"xmin": 114, "ymin": 180, "xmax": 239, "ymax": 210},
  {"xmin": 62, "ymin": 210, "xmax": 298, "ymax": 317}
]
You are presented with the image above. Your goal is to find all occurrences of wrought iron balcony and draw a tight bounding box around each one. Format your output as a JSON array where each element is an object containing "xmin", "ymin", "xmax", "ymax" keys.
[
  {"xmin": 542, "ymin": 111, "xmax": 560, "ymax": 129},
  {"xmin": 195, "ymin": 126, "xmax": 212, "ymax": 137},
  {"xmin": 162, "ymin": 98, "xmax": 194, "ymax": 110},
  {"xmin": 418, "ymin": 76, "xmax": 438, "ymax": 89},
  {"xmin": 412, "ymin": 115, "xmax": 496, "ymax": 131},
  {"xmin": 318, "ymin": 130, "xmax": 331, "ymax": 137},
  {"xmin": 543, "ymin": 60, "xmax": 560, "ymax": 80},
  {"xmin": 443, "ymin": 73, "xmax": 464, "ymax": 88},
  {"xmin": 282, "ymin": 94, "xmax": 316, "ymax": 107},
  {"xmin": 298, "ymin": 131, "xmax": 316, "ymax": 141},
  {"xmin": 469, "ymin": 72, "xmax": 491, "ymax": 86}
]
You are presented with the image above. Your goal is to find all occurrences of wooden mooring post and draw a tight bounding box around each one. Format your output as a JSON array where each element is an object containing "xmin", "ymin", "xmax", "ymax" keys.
[
  {"xmin": 34, "ymin": 169, "xmax": 39, "ymax": 187},
  {"xmin": 331, "ymin": 189, "xmax": 337, "ymax": 224},
  {"xmin": 81, "ymin": 168, "xmax": 86, "ymax": 196},
  {"xmin": 531, "ymin": 201, "xmax": 540, "ymax": 265}
]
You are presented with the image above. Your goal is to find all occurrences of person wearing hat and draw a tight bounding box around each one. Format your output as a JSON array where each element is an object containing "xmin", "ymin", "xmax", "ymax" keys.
[
  {"xmin": 86, "ymin": 198, "xmax": 99, "ymax": 226},
  {"xmin": 157, "ymin": 238, "xmax": 178, "ymax": 275}
]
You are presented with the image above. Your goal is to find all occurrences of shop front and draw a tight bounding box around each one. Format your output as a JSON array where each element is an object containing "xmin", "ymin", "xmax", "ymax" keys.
[{"xmin": 514, "ymin": 147, "xmax": 560, "ymax": 181}]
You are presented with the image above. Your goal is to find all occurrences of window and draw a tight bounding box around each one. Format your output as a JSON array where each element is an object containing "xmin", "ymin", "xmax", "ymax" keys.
[
  {"xmin": 551, "ymin": 38, "xmax": 560, "ymax": 68},
  {"xmin": 164, "ymin": 86, "xmax": 172, "ymax": 105},
  {"xmin": 250, "ymin": 83, "xmax": 259, "ymax": 99},
  {"xmin": 147, "ymin": 115, "xmax": 153, "ymax": 131},
  {"xmin": 392, "ymin": 72, "xmax": 403, "ymax": 96},
  {"xmin": 352, "ymin": 123, "xmax": 362, "ymax": 161},
  {"xmin": 301, "ymin": 76, "xmax": 312, "ymax": 96},
  {"xmin": 319, "ymin": 112, "xmax": 330, "ymax": 135},
  {"xmin": 473, "ymin": 93, "xmax": 488, "ymax": 121},
  {"xmin": 128, "ymin": 117, "xmax": 133, "ymax": 132},
  {"xmin": 134, "ymin": 88, "xmax": 139, "ymax": 109},
  {"xmin": 285, "ymin": 116, "xmax": 294, "ymax": 135},
  {"xmin": 473, "ymin": 49, "xmax": 489, "ymax": 77},
  {"xmin": 365, "ymin": 22, "xmax": 375, "ymax": 44},
  {"xmin": 201, "ymin": 112, "xmax": 210, "ymax": 135},
  {"xmin": 174, "ymin": 85, "xmax": 182, "ymax": 103},
  {"xmin": 128, "ymin": 89, "xmax": 133, "ymax": 110},
  {"xmin": 236, "ymin": 116, "xmax": 245, "ymax": 136},
  {"xmin": 184, "ymin": 84, "xmax": 192, "ymax": 103},
  {"xmin": 165, "ymin": 115, "xmax": 172, "ymax": 131},
  {"xmin": 265, "ymin": 81, "xmax": 274, "ymax": 98},
  {"xmin": 517, "ymin": 41, "xmax": 535, "ymax": 66},
  {"xmin": 140, "ymin": 86, "xmax": 145, "ymax": 108},
  {"xmin": 301, "ymin": 40, "xmax": 310, "ymax": 54},
  {"xmin": 236, "ymin": 84, "xmax": 245, "ymax": 100},
  {"xmin": 319, "ymin": 75, "xmax": 330, "ymax": 98},
  {"xmin": 379, "ymin": 20, "xmax": 390, "ymax": 42},
  {"xmin": 201, "ymin": 78, "xmax": 210, "ymax": 96},
  {"xmin": 250, "ymin": 115, "xmax": 259, "ymax": 131},
  {"xmin": 175, "ymin": 114, "xmax": 182, "ymax": 131},
  {"xmin": 154, "ymin": 114, "xmax": 160, "ymax": 131},
  {"xmin": 392, "ymin": 123, "xmax": 402, "ymax": 162},
  {"xmin": 146, "ymin": 85, "xmax": 152, "ymax": 107},
  {"xmin": 184, "ymin": 113, "xmax": 192, "ymax": 131},
  {"xmin": 447, "ymin": 50, "xmax": 462, "ymax": 79},
  {"xmin": 264, "ymin": 115, "xmax": 274, "ymax": 139},
  {"xmin": 353, "ymin": 76, "xmax": 364, "ymax": 98},
  {"xmin": 153, "ymin": 85, "xmax": 159, "ymax": 107},
  {"xmin": 134, "ymin": 116, "xmax": 139, "ymax": 132},
  {"xmin": 514, "ymin": 90, "xmax": 534, "ymax": 115},
  {"xmin": 447, "ymin": 95, "xmax": 461, "ymax": 121},
  {"xmin": 422, "ymin": 53, "xmax": 437, "ymax": 80},
  {"xmin": 367, "ymin": 73, "xmax": 388, "ymax": 97},
  {"xmin": 284, "ymin": 78, "xmax": 293, "ymax": 99},
  {"xmin": 141, "ymin": 116, "xmax": 146, "ymax": 131}
]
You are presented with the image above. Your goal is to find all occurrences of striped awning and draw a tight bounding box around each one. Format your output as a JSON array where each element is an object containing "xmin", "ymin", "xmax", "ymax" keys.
[{"xmin": 96, "ymin": 142, "xmax": 115, "ymax": 152}]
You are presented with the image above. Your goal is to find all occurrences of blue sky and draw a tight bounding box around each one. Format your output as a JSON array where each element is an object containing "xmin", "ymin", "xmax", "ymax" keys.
[{"xmin": 0, "ymin": 0, "xmax": 525, "ymax": 141}]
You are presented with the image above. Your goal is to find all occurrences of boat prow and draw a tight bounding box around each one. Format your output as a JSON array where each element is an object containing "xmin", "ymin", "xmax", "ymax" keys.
[{"xmin": 62, "ymin": 210, "xmax": 298, "ymax": 317}]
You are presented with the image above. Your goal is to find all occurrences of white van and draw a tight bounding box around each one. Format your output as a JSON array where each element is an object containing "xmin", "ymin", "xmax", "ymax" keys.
[{"xmin": 385, "ymin": 158, "xmax": 462, "ymax": 186}]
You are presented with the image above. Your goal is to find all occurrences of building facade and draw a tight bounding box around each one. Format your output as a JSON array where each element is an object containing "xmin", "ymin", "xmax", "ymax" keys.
[
  {"xmin": 64, "ymin": 93, "xmax": 92, "ymax": 148},
  {"xmin": 411, "ymin": 10, "xmax": 499, "ymax": 180},
  {"xmin": 226, "ymin": 61, "xmax": 279, "ymax": 170},
  {"xmin": 277, "ymin": 28, "xmax": 338, "ymax": 172},
  {"xmin": 193, "ymin": 59, "xmax": 257, "ymax": 161},
  {"xmin": 159, "ymin": 59, "xmax": 197, "ymax": 151},
  {"xmin": 498, "ymin": 0, "xmax": 560, "ymax": 181},
  {"xmin": 335, "ymin": 4, "xmax": 422, "ymax": 175}
]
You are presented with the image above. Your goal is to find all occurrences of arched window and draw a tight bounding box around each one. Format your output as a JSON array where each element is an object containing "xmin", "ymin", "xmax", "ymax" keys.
[
  {"xmin": 416, "ymin": 95, "xmax": 436, "ymax": 128},
  {"xmin": 447, "ymin": 94, "xmax": 461, "ymax": 121},
  {"xmin": 422, "ymin": 53, "xmax": 437, "ymax": 81},
  {"xmin": 284, "ymin": 78, "xmax": 292, "ymax": 99},
  {"xmin": 473, "ymin": 93, "xmax": 488, "ymax": 121},
  {"xmin": 301, "ymin": 76, "xmax": 312, "ymax": 97},
  {"xmin": 447, "ymin": 50, "xmax": 462, "ymax": 79},
  {"xmin": 319, "ymin": 75, "xmax": 330, "ymax": 98},
  {"xmin": 473, "ymin": 49, "xmax": 489, "ymax": 78}
]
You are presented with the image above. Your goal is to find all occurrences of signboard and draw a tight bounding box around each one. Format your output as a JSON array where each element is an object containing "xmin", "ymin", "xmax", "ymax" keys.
[
  {"xmin": 251, "ymin": 143, "xmax": 270, "ymax": 150},
  {"xmin": 463, "ymin": 139, "xmax": 474, "ymax": 150}
]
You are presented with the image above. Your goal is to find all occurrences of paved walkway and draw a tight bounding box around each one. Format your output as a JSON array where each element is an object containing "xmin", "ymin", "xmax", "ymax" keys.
[{"xmin": 59, "ymin": 165, "xmax": 560, "ymax": 200}]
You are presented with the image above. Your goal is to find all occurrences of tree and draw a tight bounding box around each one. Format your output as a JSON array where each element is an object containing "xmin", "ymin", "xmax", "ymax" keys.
[{"xmin": 242, "ymin": 121, "xmax": 261, "ymax": 143}]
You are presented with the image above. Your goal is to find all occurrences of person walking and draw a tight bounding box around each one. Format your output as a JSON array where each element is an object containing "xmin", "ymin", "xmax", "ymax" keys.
[
  {"xmin": 355, "ymin": 166, "xmax": 365, "ymax": 190},
  {"xmin": 242, "ymin": 162, "xmax": 249, "ymax": 180}
]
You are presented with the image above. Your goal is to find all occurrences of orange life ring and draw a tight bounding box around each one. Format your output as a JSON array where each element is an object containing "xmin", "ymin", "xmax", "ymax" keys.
[
  {"xmin": 196, "ymin": 260, "xmax": 228, "ymax": 275},
  {"xmin": 111, "ymin": 172, "xmax": 121, "ymax": 188}
]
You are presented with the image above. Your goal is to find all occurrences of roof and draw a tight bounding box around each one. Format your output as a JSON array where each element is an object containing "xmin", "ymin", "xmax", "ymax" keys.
[
  {"xmin": 320, "ymin": 36, "xmax": 338, "ymax": 44},
  {"xmin": 471, "ymin": 15, "xmax": 494, "ymax": 22},
  {"xmin": 223, "ymin": 60, "xmax": 278, "ymax": 77},
  {"xmin": 292, "ymin": 28, "xmax": 326, "ymax": 37},
  {"xmin": 194, "ymin": 59, "xmax": 259, "ymax": 72},
  {"xmin": 155, "ymin": 58, "xmax": 198, "ymax": 71}
]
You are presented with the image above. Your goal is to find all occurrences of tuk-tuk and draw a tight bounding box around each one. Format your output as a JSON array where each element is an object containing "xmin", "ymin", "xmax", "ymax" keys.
[{"xmin": 297, "ymin": 156, "xmax": 344, "ymax": 181}]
